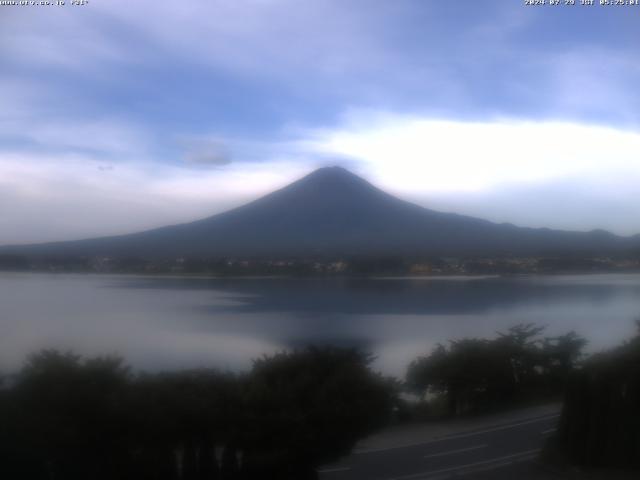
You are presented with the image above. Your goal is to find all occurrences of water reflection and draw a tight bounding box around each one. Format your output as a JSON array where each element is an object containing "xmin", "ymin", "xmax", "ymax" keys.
[{"xmin": 1, "ymin": 273, "xmax": 639, "ymax": 376}]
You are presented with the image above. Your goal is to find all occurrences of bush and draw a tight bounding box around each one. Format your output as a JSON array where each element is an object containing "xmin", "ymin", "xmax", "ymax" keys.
[
  {"xmin": 0, "ymin": 346, "xmax": 395, "ymax": 479},
  {"xmin": 406, "ymin": 324, "xmax": 586, "ymax": 416}
]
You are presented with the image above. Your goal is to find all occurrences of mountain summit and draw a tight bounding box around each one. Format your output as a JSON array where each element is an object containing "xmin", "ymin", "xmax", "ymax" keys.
[{"xmin": 2, "ymin": 167, "xmax": 636, "ymax": 258}]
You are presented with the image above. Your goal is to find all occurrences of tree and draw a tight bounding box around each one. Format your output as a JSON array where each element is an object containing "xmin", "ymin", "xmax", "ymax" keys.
[
  {"xmin": 242, "ymin": 347, "xmax": 395, "ymax": 479},
  {"xmin": 6, "ymin": 350, "xmax": 131, "ymax": 479},
  {"xmin": 407, "ymin": 338, "xmax": 514, "ymax": 416},
  {"xmin": 540, "ymin": 331, "xmax": 588, "ymax": 390},
  {"xmin": 0, "ymin": 346, "xmax": 395, "ymax": 479},
  {"xmin": 406, "ymin": 324, "xmax": 587, "ymax": 416},
  {"xmin": 555, "ymin": 323, "xmax": 640, "ymax": 469}
]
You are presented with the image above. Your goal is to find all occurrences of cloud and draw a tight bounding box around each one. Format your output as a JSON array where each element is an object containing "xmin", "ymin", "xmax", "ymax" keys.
[
  {"xmin": 176, "ymin": 133, "xmax": 362, "ymax": 170},
  {"xmin": 0, "ymin": 6, "xmax": 140, "ymax": 72},
  {"xmin": 3, "ymin": 0, "xmax": 637, "ymax": 130},
  {"xmin": 303, "ymin": 114, "xmax": 640, "ymax": 235},
  {"xmin": 1, "ymin": 2, "xmax": 639, "ymax": 242},
  {"xmin": 0, "ymin": 151, "xmax": 309, "ymax": 245},
  {"xmin": 0, "ymin": 75, "xmax": 154, "ymax": 160},
  {"xmin": 3, "ymin": 115, "xmax": 640, "ymax": 245},
  {"xmin": 180, "ymin": 138, "xmax": 233, "ymax": 167},
  {"xmin": 414, "ymin": 179, "xmax": 640, "ymax": 237},
  {"xmin": 308, "ymin": 114, "xmax": 640, "ymax": 191}
]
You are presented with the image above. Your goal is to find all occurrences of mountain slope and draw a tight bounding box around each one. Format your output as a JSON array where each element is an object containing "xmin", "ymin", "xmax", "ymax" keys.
[{"xmin": 2, "ymin": 167, "xmax": 637, "ymax": 258}]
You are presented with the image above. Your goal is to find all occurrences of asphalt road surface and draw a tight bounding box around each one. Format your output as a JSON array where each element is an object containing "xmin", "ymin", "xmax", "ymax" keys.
[{"xmin": 318, "ymin": 408, "xmax": 560, "ymax": 480}]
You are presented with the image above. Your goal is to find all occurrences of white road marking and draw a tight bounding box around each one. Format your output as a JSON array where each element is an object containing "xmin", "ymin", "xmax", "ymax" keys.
[
  {"xmin": 423, "ymin": 444, "xmax": 488, "ymax": 459},
  {"xmin": 387, "ymin": 449, "xmax": 541, "ymax": 480},
  {"xmin": 356, "ymin": 413, "xmax": 560, "ymax": 454},
  {"xmin": 317, "ymin": 466, "xmax": 351, "ymax": 474},
  {"xmin": 434, "ymin": 414, "xmax": 559, "ymax": 442},
  {"xmin": 541, "ymin": 428, "xmax": 557, "ymax": 435}
]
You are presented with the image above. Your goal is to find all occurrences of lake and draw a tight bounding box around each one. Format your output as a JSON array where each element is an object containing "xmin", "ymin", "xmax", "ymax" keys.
[{"xmin": 1, "ymin": 272, "xmax": 639, "ymax": 376}]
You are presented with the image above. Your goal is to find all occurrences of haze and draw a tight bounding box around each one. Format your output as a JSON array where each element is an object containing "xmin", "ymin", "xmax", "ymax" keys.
[{"xmin": 1, "ymin": 1, "xmax": 639, "ymax": 245}]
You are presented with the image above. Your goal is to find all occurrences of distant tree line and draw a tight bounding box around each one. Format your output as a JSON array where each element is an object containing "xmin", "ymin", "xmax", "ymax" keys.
[
  {"xmin": 0, "ymin": 254, "xmax": 31, "ymax": 270},
  {"xmin": 0, "ymin": 347, "xmax": 395, "ymax": 480},
  {"xmin": 2, "ymin": 253, "xmax": 639, "ymax": 275}
]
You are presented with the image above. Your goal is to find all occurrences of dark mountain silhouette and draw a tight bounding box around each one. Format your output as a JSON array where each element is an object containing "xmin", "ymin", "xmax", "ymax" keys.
[{"xmin": 2, "ymin": 166, "xmax": 638, "ymax": 258}]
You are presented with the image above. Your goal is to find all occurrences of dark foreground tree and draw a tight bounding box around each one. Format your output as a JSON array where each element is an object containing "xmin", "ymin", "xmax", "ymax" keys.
[
  {"xmin": 406, "ymin": 324, "xmax": 587, "ymax": 416},
  {"xmin": 554, "ymin": 323, "xmax": 640, "ymax": 469},
  {"xmin": 4, "ymin": 350, "xmax": 131, "ymax": 479},
  {"xmin": 0, "ymin": 346, "xmax": 395, "ymax": 479},
  {"xmin": 242, "ymin": 347, "xmax": 395, "ymax": 479}
]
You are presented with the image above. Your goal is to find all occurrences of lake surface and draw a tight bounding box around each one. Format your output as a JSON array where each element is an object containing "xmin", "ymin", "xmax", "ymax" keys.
[{"xmin": 1, "ymin": 273, "xmax": 639, "ymax": 376}]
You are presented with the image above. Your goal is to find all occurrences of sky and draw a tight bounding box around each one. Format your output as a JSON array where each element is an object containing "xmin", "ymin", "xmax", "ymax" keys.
[{"xmin": 1, "ymin": 0, "xmax": 639, "ymax": 244}]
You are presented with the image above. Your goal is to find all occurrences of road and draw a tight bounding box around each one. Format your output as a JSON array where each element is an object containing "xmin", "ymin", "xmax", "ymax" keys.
[{"xmin": 318, "ymin": 406, "xmax": 561, "ymax": 480}]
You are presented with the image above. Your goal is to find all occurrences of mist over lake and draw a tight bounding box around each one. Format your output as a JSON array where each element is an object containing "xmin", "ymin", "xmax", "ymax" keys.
[{"xmin": 1, "ymin": 272, "xmax": 639, "ymax": 377}]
